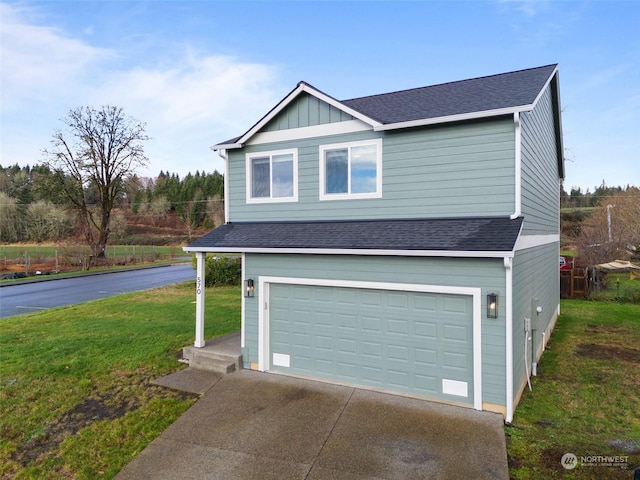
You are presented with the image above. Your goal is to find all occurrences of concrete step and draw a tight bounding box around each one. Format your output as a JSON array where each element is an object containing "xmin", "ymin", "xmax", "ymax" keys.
[
  {"xmin": 182, "ymin": 333, "xmax": 242, "ymax": 375},
  {"xmin": 189, "ymin": 356, "xmax": 237, "ymax": 374}
]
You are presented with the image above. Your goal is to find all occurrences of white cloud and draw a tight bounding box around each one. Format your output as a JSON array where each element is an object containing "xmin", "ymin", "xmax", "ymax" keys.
[
  {"xmin": 0, "ymin": 2, "xmax": 282, "ymax": 177},
  {"xmin": 95, "ymin": 53, "xmax": 281, "ymax": 175},
  {"xmin": 0, "ymin": 2, "xmax": 112, "ymax": 111}
]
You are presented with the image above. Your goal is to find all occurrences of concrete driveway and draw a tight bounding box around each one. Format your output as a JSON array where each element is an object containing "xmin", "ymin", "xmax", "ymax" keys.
[{"xmin": 116, "ymin": 369, "xmax": 508, "ymax": 480}]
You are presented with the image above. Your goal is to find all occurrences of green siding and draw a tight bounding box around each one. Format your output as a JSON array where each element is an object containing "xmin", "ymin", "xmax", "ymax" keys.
[
  {"xmin": 243, "ymin": 253, "xmax": 507, "ymax": 406},
  {"xmin": 270, "ymin": 283, "xmax": 474, "ymax": 405},
  {"xmin": 521, "ymin": 86, "xmax": 561, "ymax": 235},
  {"xmin": 511, "ymin": 242, "xmax": 560, "ymax": 400},
  {"xmin": 261, "ymin": 93, "xmax": 353, "ymax": 132},
  {"xmin": 229, "ymin": 118, "xmax": 516, "ymax": 222}
]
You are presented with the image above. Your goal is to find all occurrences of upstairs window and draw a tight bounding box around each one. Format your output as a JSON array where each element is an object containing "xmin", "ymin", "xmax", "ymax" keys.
[
  {"xmin": 320, "ymin": 139, "xmax": 382, "ymax": 200},
  {"xmin": 246, "ymin": 149, "xmax": 298, "ymax": 203}
]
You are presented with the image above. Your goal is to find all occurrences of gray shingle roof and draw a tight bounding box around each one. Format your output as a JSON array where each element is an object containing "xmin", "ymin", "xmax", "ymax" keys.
[
  {"xmin": 342, "ymin": 64, "xmax": 558, "ymax": 124},
  {"xmin": 185, "ymin": 217, "xmax": 524, "ymax": 253},
  {"xmin": 214, "ymin": 64, "xmax": 558, "ymax": 148}
]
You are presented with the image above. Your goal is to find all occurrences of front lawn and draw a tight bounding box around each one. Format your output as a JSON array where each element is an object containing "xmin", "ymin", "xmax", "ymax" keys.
[
  {"xmin": 507, "ymin": 300, "xmax": 640, "ymax": 479},
  {"xmin": 1, "ymin": 285, "xmax": 637, "ymax": 479},
  {"xmin": 0, "ymin": 283, "xmax": 240, "ymax": 479}
]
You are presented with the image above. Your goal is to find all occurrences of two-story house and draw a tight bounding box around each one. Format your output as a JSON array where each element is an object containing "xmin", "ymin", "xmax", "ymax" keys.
[{"xmin": 184, "ymin": 64, "xmax": 564, "ymax": 423}]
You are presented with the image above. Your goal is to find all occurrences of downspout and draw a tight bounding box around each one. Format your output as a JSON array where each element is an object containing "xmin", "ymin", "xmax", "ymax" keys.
[
  {"xmin": 217, "ymin": 148, "xmax": 230, "ymax": 224},
  {"xmin": 511, "ymin": 112, "xmax": 522, "ymax": 220},
  {"xmin": 241, "ymin": 253, "xmax": 246, "ymax": 350},
  {"xmin": 504, "ymin": 256, "xmax": 514, "ymax": 423}
]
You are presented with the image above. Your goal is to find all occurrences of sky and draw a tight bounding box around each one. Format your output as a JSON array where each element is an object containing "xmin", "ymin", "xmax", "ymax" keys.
[{"xmin": 1, "ymin": 0, "xmax": 639, "ymax": 191}]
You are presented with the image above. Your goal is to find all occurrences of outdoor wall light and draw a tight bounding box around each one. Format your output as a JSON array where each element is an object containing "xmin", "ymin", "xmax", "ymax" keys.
[
  {"xmin": 245, "ymin": 279, "xmax": 255, "ymax": 298},
  {"xmin": 487, "ymin": 293, "xmax": 498, "ymax": 318}
]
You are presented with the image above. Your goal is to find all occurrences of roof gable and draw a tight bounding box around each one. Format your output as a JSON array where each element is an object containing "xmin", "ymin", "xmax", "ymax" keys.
[
  {"xmin": 212, "ymin": 64, "xmax": 560, "ymax": 150},
  {"xmin": 214, "ymin": 82, "xmax": 382, "ymax": 149}
]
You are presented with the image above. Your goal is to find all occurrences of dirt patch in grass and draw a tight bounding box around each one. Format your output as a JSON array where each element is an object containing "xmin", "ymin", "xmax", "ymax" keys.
[
  {"xmin": 539, "ymin": 447, "xmax": 568, "ymax": 472},
  {"xmin": 575, "ymin": 343, "xmax": 640, "ymax": 363},
  {"xmin": 13, "ymin": 382, "xmax": 197, "ymax": 467},
  {"xmin": 585, "ymin": 324, "xmax": 631, "ymax": 334}
]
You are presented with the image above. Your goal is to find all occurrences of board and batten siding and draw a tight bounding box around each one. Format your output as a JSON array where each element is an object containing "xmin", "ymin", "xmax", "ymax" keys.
[
  {"xmin": 242, "ymin": 253, "xmax": 507, "ymax": 406},
  {"xmin": 228, "ymin": 118, "xmax": 517, "ymax": 222},
  {"xmin": 520, "ymin": 86, "xmax": 561, "ymax": 235},
  {"xmin": 261, "ymin": 92, "xmax": 354, "ymax": 131},
  {"xmin": 511, "ymin": 242, "xmax": 560, "ymax": 400}
]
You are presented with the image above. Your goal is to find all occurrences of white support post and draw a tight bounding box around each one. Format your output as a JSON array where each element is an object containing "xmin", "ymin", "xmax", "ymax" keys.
[{"xmin": 195, "ymin": 252, "xmax": 206, "ymax": 348}]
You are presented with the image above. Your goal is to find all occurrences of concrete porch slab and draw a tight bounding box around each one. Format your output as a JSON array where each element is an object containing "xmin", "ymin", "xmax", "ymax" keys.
[{"xmin": 151, "ymin": 368, "xmax": 223, "ymax": 395}]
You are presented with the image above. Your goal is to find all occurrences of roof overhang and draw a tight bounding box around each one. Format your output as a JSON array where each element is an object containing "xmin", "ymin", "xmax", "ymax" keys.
[
  {"xmin": 183, "ymin": 217, "xmax": 524, "ymax": 259},
  {"xmin": 182, "ymin": 245, "xmax": 514, "ymax": 259},
  {"xmin": 211, "ymin": 82, "xmax": 382, "ymax": 151},
  {"xmin": 373, "ymin": 105, "xmax": 531, "ymax": 132}
]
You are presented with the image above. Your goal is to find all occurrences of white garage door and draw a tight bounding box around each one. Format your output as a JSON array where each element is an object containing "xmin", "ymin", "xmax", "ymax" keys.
[{"xmin": 268, "ymin": 282, "xmax": 475, "ymax": 405}]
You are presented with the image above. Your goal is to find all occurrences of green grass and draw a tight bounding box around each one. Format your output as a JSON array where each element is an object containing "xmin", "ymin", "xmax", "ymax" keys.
[
  {"xmin": 507, "ymin": 300, "xmax": 640, "ymax": 479},
  {"xmin": 590, "ymin": 272, "xmax": 640, "ymax": 303},
  {"xmin": 2, "ymin": 286, "xmax": 638, "ymax": 479},
  {"xmin": 0, "ymin": 244, "xmax": 182, "ymax": 258},
  {"xmin": 0, "ymin": 283, "xmax": 240, "ymax": 479}
]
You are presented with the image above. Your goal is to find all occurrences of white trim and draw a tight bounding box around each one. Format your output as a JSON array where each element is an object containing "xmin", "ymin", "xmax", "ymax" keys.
[
  {"xmin": 504, "ymin": 257, "xmax": 514, "ymax": 423},
  {"xmin": 220, "ymin": 149, "xmax": 230, "ymax": 223},
  {"xmin": 319, "ymin": 138, "xmax": 383, "ymax": 201},
  {"xmin": 373, "ymin": 105, "xmax": 532, "ymax": 132},
  {"xmin": 230, "ymin": 83, "xmax": 382, "ymax": 149},
  {"xmin": 511, "ymin": 112, "xmax": 522, "ymax": 219},
  {"xmin": 245, "ymin": 148, "xmax": 298, "ymax": 204},
  {"xmin": 529, "ymin": 65, "xmax": 559, "ymax": 110},
  {"xmin": 514, "ymin": 234, "xmax": 559, "ymax": 251},
  {"xmin": 240, "ymin": 253, "xmax": 246, "ymax": 349},
  {"xmin": 258, "ymin": 280, "xmax": 270, "ymax": 370},
  {"xmin": 183, "ymin": 246, "xmax": 514, "ymax": 259},
  {"xmin": 258, "ymin": 275, "xmax": 483, "ymax": 411},
  {"xmin": 247, "ymin": 120, "xmax": 372, "ymax": 146},
  {"xmin": 194, "ymin": 252, "xmax": 206, "ymax": 348}
]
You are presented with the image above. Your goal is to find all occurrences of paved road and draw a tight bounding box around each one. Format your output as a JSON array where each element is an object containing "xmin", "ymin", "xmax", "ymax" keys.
[{"xmin": 0, "ymin": 264, "xmax": 195, "ymax": 319}]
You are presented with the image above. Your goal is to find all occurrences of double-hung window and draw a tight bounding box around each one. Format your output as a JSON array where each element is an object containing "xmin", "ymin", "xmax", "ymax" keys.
[
  {"xmin": 246, "ymin": 149, "xmax": 298, "ymax": 203},
  {"xmin": 319, "ymin": 139, "xmax": 382, "ymax": 200}
]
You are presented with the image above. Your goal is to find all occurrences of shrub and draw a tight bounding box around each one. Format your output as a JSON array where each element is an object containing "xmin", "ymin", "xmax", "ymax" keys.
[{"xmin": 193, "ymin": 255, "xmax": 241, "ymax": 287}]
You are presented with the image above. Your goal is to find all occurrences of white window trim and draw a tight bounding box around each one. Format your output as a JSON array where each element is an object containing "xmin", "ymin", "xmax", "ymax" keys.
[
  {"xmin": 246, "ymin": 148, "xmax": 298, "ymax": 204},
  {"xmin": 319, "ymin": 138, "xmax": 382, "ymax": 201}
]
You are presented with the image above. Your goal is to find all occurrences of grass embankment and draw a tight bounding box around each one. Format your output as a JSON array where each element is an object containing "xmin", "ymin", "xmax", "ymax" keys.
[
  {"xmin": 0, "ymin": 283, "xmax": 240, "ymax": 479},
  {"xmin": 507, "ymin": 300, "xmax": 640, "ymax": 479}
]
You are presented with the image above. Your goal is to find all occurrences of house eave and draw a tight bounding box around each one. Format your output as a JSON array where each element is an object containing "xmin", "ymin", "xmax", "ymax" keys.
[
  {"xmin": 373, "ymin": 105, "xmax": 533, "ymax": 132},
  {"xmin": 182, "ymin": 245, "xmax": 514, "ymax": 259},
  {"xmin": 210, "ymin": 142, "xmax": 242, "ymax": 151}
]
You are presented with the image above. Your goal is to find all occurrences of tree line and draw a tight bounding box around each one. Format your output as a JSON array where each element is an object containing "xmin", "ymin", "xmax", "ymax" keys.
[
  {"xmin": 560, "ymin": 181, "xmax": 631, "ymax": 209},
  {"xmin": 0, "ymin": 163, "xmax": 224, "ymax": 244}
]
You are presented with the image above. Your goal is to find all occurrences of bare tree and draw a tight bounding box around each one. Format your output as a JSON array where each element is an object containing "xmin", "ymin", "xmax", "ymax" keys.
[
  {"xmin": 576, "ymin": 187, "xmax": 640, "ymax": 266},
  {"xmin": 43, "ymin": 106, "xmax": 149, "ymax": 257}
]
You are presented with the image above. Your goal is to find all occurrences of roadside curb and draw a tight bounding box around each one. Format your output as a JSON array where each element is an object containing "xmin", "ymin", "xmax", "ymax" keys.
[{"xmin": 0, "ymin": 262, "xmax": 191, "ymax": 288}]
